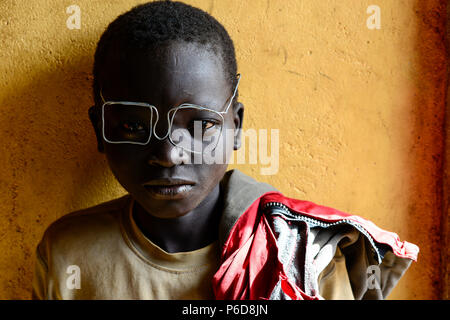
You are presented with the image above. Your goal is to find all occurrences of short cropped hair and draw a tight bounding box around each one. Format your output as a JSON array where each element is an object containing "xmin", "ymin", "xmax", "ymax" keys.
[{"xmin": 92, "ymin": 0, "xmax": 238, "ymax": 106}]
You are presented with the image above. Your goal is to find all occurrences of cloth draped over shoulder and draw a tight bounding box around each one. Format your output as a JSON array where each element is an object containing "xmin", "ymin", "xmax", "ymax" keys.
[{"xmin": 213, "ymin": 170, "xmax": 419, "ymax": 300}]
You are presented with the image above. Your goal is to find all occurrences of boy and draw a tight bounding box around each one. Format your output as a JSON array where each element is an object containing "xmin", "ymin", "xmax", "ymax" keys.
[{"xmin": 32, "ymin": 1, "xmax": 418, "ymax": 300}]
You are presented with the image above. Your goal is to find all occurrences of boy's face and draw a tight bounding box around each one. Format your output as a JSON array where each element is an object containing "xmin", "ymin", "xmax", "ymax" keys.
[{"xmin": 91, "ymin": 41, "xmax": 243, "ymax": 219}]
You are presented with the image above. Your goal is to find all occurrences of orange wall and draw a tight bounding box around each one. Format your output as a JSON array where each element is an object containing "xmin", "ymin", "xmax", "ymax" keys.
[{"xmin": 0, "ymin": 0, "xmax": 446, "ymax": 299}]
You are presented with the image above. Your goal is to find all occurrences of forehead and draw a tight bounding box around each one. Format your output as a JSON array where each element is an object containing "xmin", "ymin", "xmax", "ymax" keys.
[{"xmin": 101, "ymin": 41, "xmax": 230, "ymax": 106}]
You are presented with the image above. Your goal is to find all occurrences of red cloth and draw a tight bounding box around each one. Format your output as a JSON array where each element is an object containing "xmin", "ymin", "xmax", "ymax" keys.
[{"xmin": 212, "ymin": 192, "xmax": 419, "ymax": 300}]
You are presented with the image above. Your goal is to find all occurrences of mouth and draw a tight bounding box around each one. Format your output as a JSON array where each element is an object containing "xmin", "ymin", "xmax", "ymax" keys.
[{"xmin": 142, "ymin": 178, "xmax": 195, "ymax": 199}]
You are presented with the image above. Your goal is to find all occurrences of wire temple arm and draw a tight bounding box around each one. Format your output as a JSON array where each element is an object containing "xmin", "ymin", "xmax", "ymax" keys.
[{"xmin": 222, "ymin": 73, "xmax": 241, "ymax": 114}]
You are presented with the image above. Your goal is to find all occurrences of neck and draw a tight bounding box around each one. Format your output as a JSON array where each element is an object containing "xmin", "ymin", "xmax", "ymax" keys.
[{"xmin": 133, "ymin": 183, "xmax": 222, "ymax": 253}]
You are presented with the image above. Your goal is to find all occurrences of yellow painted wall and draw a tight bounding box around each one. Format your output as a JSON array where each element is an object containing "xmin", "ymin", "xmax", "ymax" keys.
[{"xmin": 0, "ymin": 0, "xmax": 445, "ymax": 299}]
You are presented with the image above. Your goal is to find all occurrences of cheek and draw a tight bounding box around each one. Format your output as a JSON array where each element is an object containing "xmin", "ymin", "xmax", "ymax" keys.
[
  {"xmin": 195, "ymin": 163, "xmax": 228, "ymax": 191},
  {"xmin": 104, "ymin": 147, "xmax": 143, "ymax": 183}
]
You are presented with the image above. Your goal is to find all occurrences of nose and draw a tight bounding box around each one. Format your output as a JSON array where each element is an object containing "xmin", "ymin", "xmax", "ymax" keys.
[{"xmin": 146, "ymin": 137, "xmax": 189, "ymax": 167}]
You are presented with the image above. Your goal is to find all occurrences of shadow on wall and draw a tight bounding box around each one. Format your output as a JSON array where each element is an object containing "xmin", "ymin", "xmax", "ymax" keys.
[
  {"xmin": 0, "ymin": 33, "xmax": 125, "ymax": 299},
  {"xmin": 409, "ymin": 0, "xmax": 446, "ymax": 299}
]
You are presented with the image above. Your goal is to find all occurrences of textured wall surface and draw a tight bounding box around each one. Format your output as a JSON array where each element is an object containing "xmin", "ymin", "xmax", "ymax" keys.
[
  {"xmin": 0, "ymin": 0, "xmax": 446, "ymax": 299},
  {"xmin": 444, "ymin": 1, "xmax": 450, "ymax": 301}
]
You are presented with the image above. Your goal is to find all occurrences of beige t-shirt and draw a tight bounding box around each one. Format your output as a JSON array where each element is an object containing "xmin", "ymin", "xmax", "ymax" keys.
[
  {"xmin": 32, "ymin": 194, "xmax": 354, "ymax": 300},
  {"xmin": 33, "ymin": 195, "xmax": 219, "ymax": 299}
]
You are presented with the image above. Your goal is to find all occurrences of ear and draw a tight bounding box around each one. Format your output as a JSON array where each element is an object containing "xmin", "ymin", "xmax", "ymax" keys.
[
  {"xmin": 88, "ymin": 106, "xmax": 105, "ymax": 153},
  {"xmin": 232, "ymin": 102, "xmax": 244, "ymax": 150}
]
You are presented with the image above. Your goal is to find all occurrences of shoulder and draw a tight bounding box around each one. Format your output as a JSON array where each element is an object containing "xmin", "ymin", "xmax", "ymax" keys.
[{"xmin": 37, "ymin": 194, "xmax": 132, "ymax": 257}]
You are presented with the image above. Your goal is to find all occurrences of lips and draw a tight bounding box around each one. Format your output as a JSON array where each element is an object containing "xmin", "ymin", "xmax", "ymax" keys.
[{"xmin": 142, "ymin": 178, "xmax": 195, "ymax": 199}]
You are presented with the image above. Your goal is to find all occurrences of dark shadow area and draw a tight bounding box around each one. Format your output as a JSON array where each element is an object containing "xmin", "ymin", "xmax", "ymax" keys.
[
  {"xmin": 0, "ymin": 35, "xmax": 123, "ymax": 299},
  {"xmin": 410, "ymin": 0, "xmax": 447, "ymax": 299}
]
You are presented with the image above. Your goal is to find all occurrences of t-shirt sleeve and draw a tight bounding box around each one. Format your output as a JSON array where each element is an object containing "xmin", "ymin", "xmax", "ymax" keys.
[{"xmin": 31, "ymin": 243, "xmax": 49, "ymax": 300}]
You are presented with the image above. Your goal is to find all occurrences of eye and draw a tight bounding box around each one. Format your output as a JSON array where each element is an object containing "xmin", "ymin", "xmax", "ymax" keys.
[
  {"xmin": 121, "ymin": 121, "xmax": 146, "ymax": 133},
  {"xmin": 188, "ymin": 119, "xmax": 219, "ymax": 132},
  {"xmin": 202, "ymin": 120, "xmax": 216, "ymax": 130}
]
